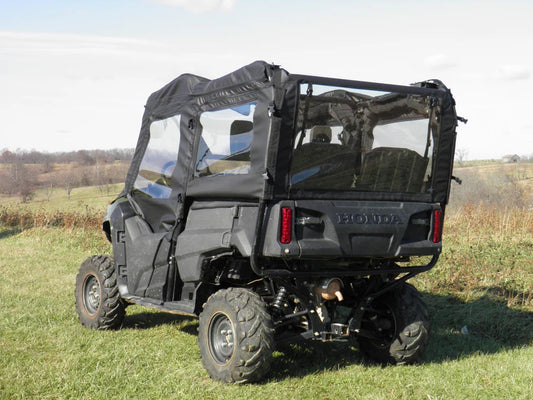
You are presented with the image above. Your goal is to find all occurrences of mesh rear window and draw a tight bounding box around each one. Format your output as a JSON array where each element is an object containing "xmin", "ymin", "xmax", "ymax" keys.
[{"xmin": 289, "ymin": 84, "xmax": 439, "ymax": 194}]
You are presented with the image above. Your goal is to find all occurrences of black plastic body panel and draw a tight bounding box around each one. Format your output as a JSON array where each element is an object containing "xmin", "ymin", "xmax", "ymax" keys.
[
  {"xmin": 106, "ymin": 199, "xmax": 136, "ymax": 296},
  {"xmin": 175, "ymin": 201, "xmax": 259, "ymax": 282},
  {"xmin": 262, "ymin": 200, "xmax": 440, "ymax": 259}
]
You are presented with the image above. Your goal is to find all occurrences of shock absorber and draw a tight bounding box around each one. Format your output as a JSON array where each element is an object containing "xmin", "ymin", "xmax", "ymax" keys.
[{"xmin": 272, "ymin": 286, "xmax": 288, "ymax": 310}]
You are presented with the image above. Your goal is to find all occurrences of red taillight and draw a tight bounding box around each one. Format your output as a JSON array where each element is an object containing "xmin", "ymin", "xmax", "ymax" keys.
[
  {"xmin": 432, "ymin": 209, "xmax": 442, "ymax": 243},
  {"xmin": 280, "ymin": 207, "xmax": 293, "ymax": 244}
]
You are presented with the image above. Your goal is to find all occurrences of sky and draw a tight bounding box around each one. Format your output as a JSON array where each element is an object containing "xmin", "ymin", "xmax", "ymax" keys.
[{"xmin": 1, "ymin": 0, "xmax": 532, "ymax": 160}]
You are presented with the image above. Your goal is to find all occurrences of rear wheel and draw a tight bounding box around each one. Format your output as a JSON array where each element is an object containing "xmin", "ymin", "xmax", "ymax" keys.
[
  {"xmin": 75, "ymin": 255, "xmax": 125, "ymax": 330},
  {"xmin": 198, "ymin": 288, "xmax": 274, "ymax": 383},
  {"xmin": 358, "ymin": 283, "xmax": 429, "ymax": 364}
]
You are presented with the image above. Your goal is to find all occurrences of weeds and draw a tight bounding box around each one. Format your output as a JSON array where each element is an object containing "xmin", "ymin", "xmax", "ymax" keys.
[
  {"xmin": 0, "ymin": 205, "xmax": 101, "ymax": 230},
  {"xmin": 413, "ymin": 206, "xmax": 533, "ymax": 308},
  {"xmin": 446, "ymin": 205, "xmax": 533, "ymax": 238}
]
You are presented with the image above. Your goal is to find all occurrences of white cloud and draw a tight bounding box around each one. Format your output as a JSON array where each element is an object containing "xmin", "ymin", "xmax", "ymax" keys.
[
  {"xmin": 497, "ymin": 65, "xmax": 530, "ymax": 81},
  {"xmin": 0, "ymin": 31, "xmax": 252, "ymax": 152},
  {"xmin": 0, "ymin": 31, "xmax": 169, "ymax": 151},
  {"xmin": 0, "ymin": 31, "xmax": 161, "ymax": 58},
  {"xmin": 458, "ymin": 65, "xmax": 531, "ymax": 82},
  {"xmin": 146, "ymin": 0, "xmax": 236, "ymax": 13},
  {"xmin": 424, "ymin": 54, "xmax": 457, "ymax": 70}
]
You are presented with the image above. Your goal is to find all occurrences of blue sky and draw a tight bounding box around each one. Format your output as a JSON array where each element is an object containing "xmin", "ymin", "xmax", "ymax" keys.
[{"xmin": 1, "ymin": 0, "xmax": 532, "ymax": 159}]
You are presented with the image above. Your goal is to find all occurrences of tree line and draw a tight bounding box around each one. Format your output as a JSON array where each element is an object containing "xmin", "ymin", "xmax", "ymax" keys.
[
  {"xmin": 0, "ymin": 149, "xmax": 134, "ymax": 202},
  {"xmin": 0, "ymin": 148, "xmax": 134, "ymax": 166}
]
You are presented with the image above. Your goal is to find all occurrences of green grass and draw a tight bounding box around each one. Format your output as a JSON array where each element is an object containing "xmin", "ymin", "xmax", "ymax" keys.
[
  {"xmin": 0, "ymin": 184, "xmax": 123, "ymax": 230},
  {"xmin": 1, "ymin": 223, "xmax": 532, "ymax": 399},
  {"xmin": 1, "ymin": 167, "xmax": 532, "ymax": 398},
  {"xmin": 0, "ymin": 183, "xmax": 123, "ymax": 213}
]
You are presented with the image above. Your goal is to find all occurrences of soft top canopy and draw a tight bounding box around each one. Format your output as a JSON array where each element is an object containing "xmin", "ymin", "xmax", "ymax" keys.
[
  {"xmin": 123, "ymin": 60, "xmax": 278, "ymax": 195},
  {"xmin": 120, "ymin": 61, "xmax": 281, "ymax": 232},
  {"xmin": 144, "ymin": 61, "xmax": 275, "ymax": 119},
  {"xmin": 119, "ymin": 61, "xmax": 457, "ymax": 233}
]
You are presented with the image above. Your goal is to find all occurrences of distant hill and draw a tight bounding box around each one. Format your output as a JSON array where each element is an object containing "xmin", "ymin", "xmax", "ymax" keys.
[{"xmin": 449, "ymin": 161, "xmax": 532, "ymax": 211}]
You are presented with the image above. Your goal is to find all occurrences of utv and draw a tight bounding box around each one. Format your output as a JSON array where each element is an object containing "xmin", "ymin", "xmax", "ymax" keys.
[{"xmin": 75, "ymin": 61, "xmax": 459, "ymax": 383}]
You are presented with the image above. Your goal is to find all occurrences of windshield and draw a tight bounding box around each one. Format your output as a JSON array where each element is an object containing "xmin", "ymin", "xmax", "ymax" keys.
[{"xmin": 289, "ymin": 83, "xmax": 440, "ymax": 194}]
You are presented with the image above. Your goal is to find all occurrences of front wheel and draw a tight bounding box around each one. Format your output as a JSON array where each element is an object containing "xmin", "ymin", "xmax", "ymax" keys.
[
  {"xmin": 74, "ymin": 255, "xmax": 125, "ymax": 330},
  {"xmin": 358, "ymin": 283, "xmax": 429, "ymax": 364},
  {"xmin": 198, "ymin": 288, "xmax": 274, "ymax": 383}
]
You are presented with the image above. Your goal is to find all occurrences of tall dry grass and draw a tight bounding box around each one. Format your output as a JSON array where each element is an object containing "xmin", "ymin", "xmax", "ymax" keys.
[
  {"xmin": 446, "ymin": 204, "xmax": 533, "ymax": 239},
  {"xmin": 0, "ymin": 205, "xmax": 101, "ymax": 230},
  {"xmin": 417, "ymin": 205, "xmax": 533, "ymax": 308},
  {"xmin": 448, "ymin": 163, "xmax": 532, "ymax": 211}
]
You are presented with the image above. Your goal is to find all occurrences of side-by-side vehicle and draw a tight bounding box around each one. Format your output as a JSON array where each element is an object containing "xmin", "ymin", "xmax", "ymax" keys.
[{"xmin": 75, "ymin": 61, "xmax": 459, "ymax": 382}]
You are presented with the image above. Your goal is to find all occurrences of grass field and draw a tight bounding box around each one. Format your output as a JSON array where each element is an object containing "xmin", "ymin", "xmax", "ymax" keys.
[
  {"xmin": 0, "ymin": 182, "xmax": 123, "ymax": 212},
  {"xmin": 0, "ymin": 223, "xmax": 531, "ymax": 399},
  {"xmin": 1, "ymin": 165, "xmax": 532, "ymax": 399}
]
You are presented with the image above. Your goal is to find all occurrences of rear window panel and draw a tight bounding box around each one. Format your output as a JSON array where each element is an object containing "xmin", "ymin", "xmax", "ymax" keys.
[{"xmin": 289, "ymin": 84, "xmax": 439, "ymax": 194}]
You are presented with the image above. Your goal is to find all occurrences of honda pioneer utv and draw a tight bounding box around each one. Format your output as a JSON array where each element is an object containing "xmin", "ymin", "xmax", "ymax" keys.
[{"xmin": 75, "ymin": 61, "xmax": 459, "ymax": 383}]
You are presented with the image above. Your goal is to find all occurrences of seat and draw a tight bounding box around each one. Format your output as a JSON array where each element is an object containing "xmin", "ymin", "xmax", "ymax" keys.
[
  {"xmin": 290, "ymin": 126, "xmax": 357, "ymax": 190},
  {"xmin": 357, "ymin": 147, "xmax": 429, "ymax": 193}
]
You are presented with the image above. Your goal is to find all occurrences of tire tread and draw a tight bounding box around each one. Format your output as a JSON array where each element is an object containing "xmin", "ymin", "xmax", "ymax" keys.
[
  {"xmin": 198, "ymin": 288, "xmax": 274, "ymax": 383},
  {"xmin": 75, "ymin": 255, "xmax": 125, "ymax": 330}
]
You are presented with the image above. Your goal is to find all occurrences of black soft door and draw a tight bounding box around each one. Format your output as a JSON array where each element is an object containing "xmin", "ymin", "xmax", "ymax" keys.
[
  {"xmin": 123, "ymin": 214, "xmax": 172, "ymax": 299},
  {"xmin": 124, "ymin": 114, "xmax": 183, "ymax": 299}
]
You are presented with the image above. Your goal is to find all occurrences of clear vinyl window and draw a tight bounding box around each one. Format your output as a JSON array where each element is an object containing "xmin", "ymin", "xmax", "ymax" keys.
[
  {"xmin": 290, "ymin": 84, "xmax": 439, "ymax": 194},
  {"xmin": 133, "ymin": 115, "xmax": 180, "ymax": 198},
  {"xmin": 195, "ymin": 102, "xmax": 256, "ymax": 177}
]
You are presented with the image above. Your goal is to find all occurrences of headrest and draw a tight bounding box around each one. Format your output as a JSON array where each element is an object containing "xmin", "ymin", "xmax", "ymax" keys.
[
  {"xmin": 230, "ymin": 120, "xmax": 253, "ymax": 135},
  {"xmin": 310, "ymin": 126, "xmax": 331, "ymax": 143}
]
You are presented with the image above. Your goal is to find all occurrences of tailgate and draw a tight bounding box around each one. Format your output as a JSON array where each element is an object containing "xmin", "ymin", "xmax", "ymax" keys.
[{"xmin": 262, "ymin": 200, "xmax": 442, "ymax": 258}]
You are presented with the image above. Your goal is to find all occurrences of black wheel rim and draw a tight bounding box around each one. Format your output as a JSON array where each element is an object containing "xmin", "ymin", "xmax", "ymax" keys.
[
  {"xmin": 83, "ymin": 275, "xmax": 100, "ymax": 315},
  {"xmin": 208, "ymin": 313, "xmax": 235, "ymax": 364}
]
